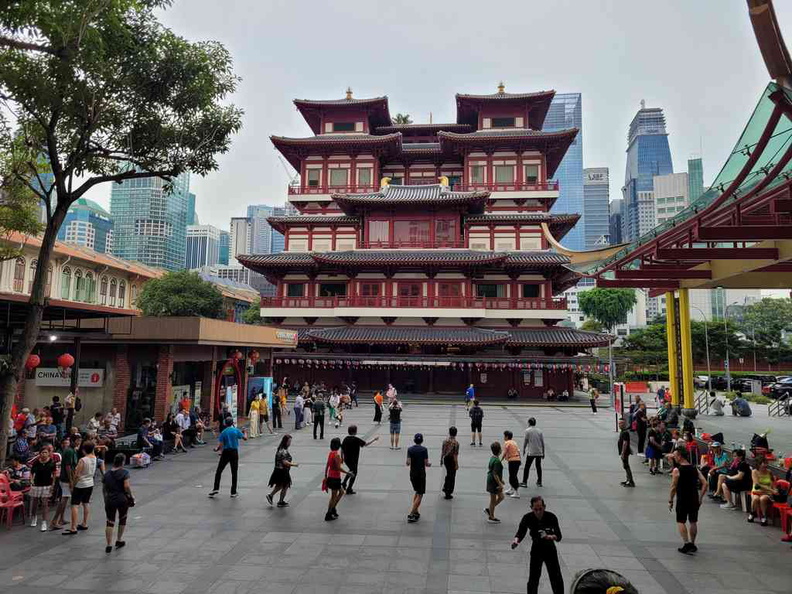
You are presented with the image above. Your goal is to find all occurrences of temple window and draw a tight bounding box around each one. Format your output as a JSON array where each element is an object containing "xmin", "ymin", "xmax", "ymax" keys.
[
  {"xmin": 494, "ymin": 165, "xmax": 514, "ymax": 183},
  {"xmin": 306, "ymin": 169, "xmax": 321, "ymax": 187},
  {"xmin": 438, "ymin": 283, "xmax": 461, "ymax": 297},
  {"xmin": 393, "ymin": 220, "xmax": 430, "ymax": 244},
  {"xmin": 286, "ymin": 283, "xmax": 305, "ymax": 297},
  {"xmin": 332, "ymin": 122, "xmax": 356, "ymax": 132},
  {"xmin": 357, "ymin": 168, "xmax": 372, "ymax": 186},
  {"xmin": 319, "ymin": 282, "xmax": 346, "ymax": 297},
  {"xmin": 522, "ymin": 284, "xmax": 540, "ymax": 298},
  {"xmin": 475, "ymin": 283, "xmax": 506, "ymax": 298},
  {"xmin": 368, "ymin": 220, "xmax": 389, "ymax": 243},
  {"xmin": 398, "ymin": 283, "xmax": 421, "ymax": 298},
  {"xmin": 524, "ymin": 164, "xmax": 539, "ymax": 184},
  {"xmin": 390, "ymin": 176, "xmax": 403, "ymax": 185},
  {"xmin": 491, "ymin": 117, "xmax": 516, "ymax": 128},
  {"xmin": 360, "ymin": 282, "xmax": 381, "ymax": 297},
  {"xmin": 434, "ymin": 218, "xmax": 458, "ymax": 244},
  {"xmin": 470, "ymin": 165, "xmax": 485, "ymax": 183},
  {"xmin": 329, "ymin": 169, "xmax": 348, "ymax": 186}
]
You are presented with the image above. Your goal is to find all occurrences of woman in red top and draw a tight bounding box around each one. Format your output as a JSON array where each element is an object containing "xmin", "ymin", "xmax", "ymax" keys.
[{"xmin": 325, "ymin": 437, "xmax": 352, "ymax": 522}]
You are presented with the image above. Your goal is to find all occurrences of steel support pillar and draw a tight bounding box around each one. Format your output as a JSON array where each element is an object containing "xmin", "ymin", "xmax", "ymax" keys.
[
  {"xmin": 665, "ymin": 292, "xmax": 681, "ymax": 407},
  {"xmin": 678, "ymin": 289, "xmax": 697, "ymax": 418}
]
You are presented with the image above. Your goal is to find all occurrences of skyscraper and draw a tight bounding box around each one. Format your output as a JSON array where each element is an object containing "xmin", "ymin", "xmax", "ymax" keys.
[
  {"xmin": 622, "ymin": 103, "xmax": 673, "ymax": 241},
  {"xmin": 609, "ymin": 198, "xmax": 623, "ymax": 245},
  {"xmin": 582, "ymin": 168, "xmax": 610, "ymax": 248},
  {"xmin": 185, "ymin": 224, "xmax": 221, "ymax": 269},
  {"xmin": 218, "ymin": 230, "xmax": 230, "ymax": 265},
  {"xmin": 57, "ymin": 198, "xmax": 114, "ymax": 254},
  {"xmin": 229, "ymin": 217, "xmax": 252, "ymax": 263},
  {"xmin": 246, "ymin": 204, "xmax": 274, "ymax": 254},
  {"xmin": 653, "ymin": 172, "xmax": 689, "ymax": 225},
  {"xmin": 186, "ymin": 192, "xmax": 198, "ymax": 226},
  {"xmin": 110, "ymin": 171, "xmax": 190, "ymax": 270},
  {"xmin": 687, "ymin": 157, "xmax": 704, "ymax": 203},
  {"xmin": 544, "ymin": 93, "xmax": 584, "ymax": 250}
]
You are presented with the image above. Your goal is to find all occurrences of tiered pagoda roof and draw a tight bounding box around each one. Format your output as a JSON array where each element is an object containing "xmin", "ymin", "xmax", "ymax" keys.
[
  {"xmin": 271, "ymin": 133, "xmax": 402, "ymax": 170},
  {"xmin": 293, "ymin": 95, "xmax": 391, "ymax": 134},
  {"xmin": 455, "ymin": 89, "xmax": 556, "ymax": 129},
  {"xmin": 332, "ymin": 184, "xmax": 489, "ymax": 214},
  {"xmin": 266, "ymin": 215, "xmax": 359, "ymax": 234},
  {"xmin": 465, "ymin": 213, "xmax": 580, "ymax": 240}
]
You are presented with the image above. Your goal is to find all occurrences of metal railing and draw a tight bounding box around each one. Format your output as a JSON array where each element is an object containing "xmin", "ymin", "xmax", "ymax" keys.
[
  {"xmin": 288, "ymin": 185, "xmax": 378, "ymax": 195},
  {"xmin": 261, "ymin": 296, "xmax": 567, "ymax": 310},
  {"xmin": 768, "ymin": 396, "xmax": 789, "ymax": 417},
  {"xmin": 694, "ymin": 389, "xmax": 711, "ymax": 415},
  {"xmin": 359, "ymin": 239, "xmax": 467, "ymax": 249},
  {"xmin": 455, "ymin": 181, "xmax": 559, "ymax": 192},
  {"xmin": 287, "ymin": 181, "xmax": 560, "ymax": 195}
]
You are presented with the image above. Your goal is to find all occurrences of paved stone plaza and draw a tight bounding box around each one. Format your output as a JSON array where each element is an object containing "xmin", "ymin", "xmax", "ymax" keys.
[{"xmin": 1, "ymin": 403, "xmax": 791, "ymax": 594}]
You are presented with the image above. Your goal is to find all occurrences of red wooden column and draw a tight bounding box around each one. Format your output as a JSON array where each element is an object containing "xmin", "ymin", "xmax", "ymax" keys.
[
  {"xmin": 153, "ymin": 345, "xmax": 174, "ymax": 421},
  {"xmin": 113, "ymin": 345, "xmax": 131, "ymax": 423}
]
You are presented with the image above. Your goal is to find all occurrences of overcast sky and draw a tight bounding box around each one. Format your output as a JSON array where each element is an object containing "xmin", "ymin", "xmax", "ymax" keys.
[{"xmin": 85, "ymin": 0, "xmax": 792, "ymax": 229}]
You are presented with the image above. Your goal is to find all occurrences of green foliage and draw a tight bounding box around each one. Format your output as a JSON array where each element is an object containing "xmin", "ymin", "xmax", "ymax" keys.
[
  {"xmin": 241, "ymin": 302, "xmax": 262, "ymax": 325},
  {"xmin": 740, "ymin": 298, "xmax": 792, "ymax": 364},
  {"xmin": 392, "ymin": 113, "xmax": 413, "ymax": 125},
  {"xmin": 691, "ymin": 319, "xmax": 747, "ymax": 361},
  {"xmin": 136, "ymin": 271, "xmax": 224, "ymax": 318},
  {"xmin": 580, "ymin": 318, "xmax": 604, "ymax": 332},
  {"xmin": 578, "ymin": 288, "xmax": 636, "ymax": 331}
]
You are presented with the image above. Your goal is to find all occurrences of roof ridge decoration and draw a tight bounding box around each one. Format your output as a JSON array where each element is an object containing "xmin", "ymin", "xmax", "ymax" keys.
[
  {"xmin": 331, "ymin": 183, "xmax": 490, "ymax": 214},
  {"xmin": 292, "ymin": 94, "xmax": 391, "ymax": 135}
]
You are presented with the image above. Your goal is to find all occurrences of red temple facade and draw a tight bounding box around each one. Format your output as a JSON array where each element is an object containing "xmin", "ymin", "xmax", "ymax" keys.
[{"xmin": 239, "ymin": 85, "xmax": 610, "ymax": 398}]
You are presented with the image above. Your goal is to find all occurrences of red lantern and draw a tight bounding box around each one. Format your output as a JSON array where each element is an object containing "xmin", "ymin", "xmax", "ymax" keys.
[
  {"xmin": 57, "ymin": 353, "xmax": 75, "ymax": 369},
  {"xmin": 25, "ymin": 354, "xmax": 41, "ymax": 370}
]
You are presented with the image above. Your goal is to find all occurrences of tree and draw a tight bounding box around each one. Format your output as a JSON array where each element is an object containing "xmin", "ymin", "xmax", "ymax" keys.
[
  {"xmin": 137, "ymin": 271, "xmax": 224, "ymax": 318},
  {"xmin": 241, "ymin": 301, "xmax": 262, "ymax": 325},
  {"xmin": 580, "ymin": 318, "xmax": 604, "ymax": 333},
  {"xmin": 0, "ymin": 0, "xmax": 242, "ymax": 464},
  {"xmin": 578, "ymin": 288, "xmax": 637, "ymax": 332},
  {"xmin": 392, "ymin": 113, "xmax": 413, "ymax": 125},
  {"xmin": 740, "ymin": 297, "xmax": 792, "ymax": 363}
]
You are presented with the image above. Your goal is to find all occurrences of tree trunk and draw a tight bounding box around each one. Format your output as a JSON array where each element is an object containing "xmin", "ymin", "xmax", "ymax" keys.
[{"xmin": 0, "ymin": 205, "xmax": 67, "ymax": 466}]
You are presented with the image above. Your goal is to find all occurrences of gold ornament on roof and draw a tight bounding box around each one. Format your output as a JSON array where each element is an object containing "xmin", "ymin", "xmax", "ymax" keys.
[
  {"xmin": 345, "ymin": 87, "xmax": 353, "ymax": 100},
  {"xmin": 438, "ymin": 176, "xmax": 449, "ymax": 187},
  {"xmin": 380, "ymin": 176, "xmax": 391, "ymax": 188},
  {"xmin": 497, "ymin": 81, "xmax": 505, "ymax": 94}
]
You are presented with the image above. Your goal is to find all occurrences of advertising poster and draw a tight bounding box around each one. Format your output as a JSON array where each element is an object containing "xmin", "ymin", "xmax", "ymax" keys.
[
  {"xmin": 226, "ymin": 385, "xmax": 238, "ymax": 421},
  {"xmin": 247, "ymin": 376, "xmax": 274, "ymax": 413}
]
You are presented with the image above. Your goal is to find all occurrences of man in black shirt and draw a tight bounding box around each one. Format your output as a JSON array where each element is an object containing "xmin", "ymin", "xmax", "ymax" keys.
[
  {"xmin": 312, "ymin": 398, "xmax": 325, "ymax": 440},
  {"xmin": 406, "ymin": 433, "xmax": 430, "ymax": 522},
  {"xmin": 50, "ymin": 396, "xmax": 64, "ymax": 437},
  {"xmin": 618, "ymin": 419, "xmax": 635, "ymax": 487},
  {"xmin": 512, "ymin": 496, "xmax": 564, "ymax": 594},
  {"xmin": 669, "ymin": 446, "xmax": 707, "ymax": 554},
  {"xmin": 340, "ymin": 425, "xmax": 378, "ymax": 494}
]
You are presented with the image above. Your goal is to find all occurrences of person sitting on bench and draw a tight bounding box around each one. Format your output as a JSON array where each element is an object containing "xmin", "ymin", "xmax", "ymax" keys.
[{"xmin": 719, "ymin": 449, "xmax": 752, "ymax": 510}]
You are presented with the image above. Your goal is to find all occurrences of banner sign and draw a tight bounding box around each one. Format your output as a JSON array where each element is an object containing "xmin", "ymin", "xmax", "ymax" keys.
[{"xmin": 35, "ymin": 368, "xmax": 104, "ymax": 388}]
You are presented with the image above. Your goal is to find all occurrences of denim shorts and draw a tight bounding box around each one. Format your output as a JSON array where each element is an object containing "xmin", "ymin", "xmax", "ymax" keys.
[{"xmin": 390, "ymin": 421, "xmax": 401, "ymax": 434}]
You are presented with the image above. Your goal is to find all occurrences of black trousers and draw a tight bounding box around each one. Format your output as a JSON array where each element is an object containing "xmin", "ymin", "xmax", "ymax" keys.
[
  {"xmin": 213, "ymin": 449, "xmax": 239, "ymax": 494},
  {"xmin": 273, "ymin": 406, "xmax": 282, "ymax": 429},
  {"xmin": 523, "ymin": 456, "xmax": 543, "ymax": 484},
  {"xmin": 622, "ymin": 456, "xmax": 634, "ymax": 484},
  {"xmin": 313, "ymin": 415, "xmax": 324, "ymax": 439},
  {"xmin": 342, "ymin": 461, "xmax": 358, "ymax": 490},
  {"xmin": 507, "ymin": 460, "xmax": 521, "ymax": 490},
  {"xmin": 589, "ymin": 398, "xmax": 597, "ymax": 413},
  {"xmin": 373, "ymin": 403, "xmax": 382, "ymax": 423},
  {"xmin": 527, "ymin": 545, "xmax": 564, "ymax": 594},
  {"xmin": 442, "ymin": 455, "xmax": 456, "ymax": 495},
  {"xmin": 637, "ymin": 426, "xmax": 647, "ymax": 454}
]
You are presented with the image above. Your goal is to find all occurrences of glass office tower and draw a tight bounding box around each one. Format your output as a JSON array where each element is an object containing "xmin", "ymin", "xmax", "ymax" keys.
[
  {"xmin": 218, "ymin": 230, "xmax": 230, "ymax": 265},
  {"xmin": 687, "ymin": 157, "xmax": 704, "ymax": 203},
  {"xmin": 544, "ymin": 93, "xmax": 584, "ymax": 251},
  {"xmin": 583, "ymin": 168, "xmax": 610, "ymax": 248}
]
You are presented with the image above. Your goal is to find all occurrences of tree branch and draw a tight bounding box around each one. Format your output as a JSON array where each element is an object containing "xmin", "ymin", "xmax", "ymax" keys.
[
  {"xmin": 72, "ymin": 169, "xmax": 176, "ymax": 201},
  {"xmin": 0, "ymin": 35, "xmax": 60, "ymax": 56}
]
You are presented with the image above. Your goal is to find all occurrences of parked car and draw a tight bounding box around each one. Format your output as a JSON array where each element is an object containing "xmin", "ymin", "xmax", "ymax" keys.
[
  {"xmin": 694, "ymin": 375, "xmax": 711, "ymax": 389},
  {"xmin": 770, "ymin": 378, "xmax": 792, "ymax": 400},
  {"xmin": 711, "ymin": 376, "xmax": 730, "ymax": 391}
]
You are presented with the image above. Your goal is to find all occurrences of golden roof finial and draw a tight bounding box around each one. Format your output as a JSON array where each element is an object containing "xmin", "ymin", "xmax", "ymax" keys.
[
  {"xmin": 497, "ymin": 81, "xmax": 505, "ymax": 94},
  {"xmin": 345, "ymin": 87, "xmax": 353, "ymax": 100}
]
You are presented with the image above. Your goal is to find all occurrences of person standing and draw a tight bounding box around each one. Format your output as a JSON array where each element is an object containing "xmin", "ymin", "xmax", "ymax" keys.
[
  {"xmin": 669, "ymin": 446, "xmax": 706, "ymax": 554},
  {"xmin": 294, "ymin": 393, "xmax": 304, "ymax": 430},
  {"xmin": 259, "ymin": 396, "xmax": 273, "ymax": 435},
  {"xmin": 50, "ymin": 396, "xmax": 64, "ymax": 438},
  {"xmin": 502, "ymin": 430, "xmax": 522, "ymax": 499},
  {"xmin": 324, "ymin": 437, "xmax": 353, "ymax": 521},
  {"xmin": 328, "ymin": 392, "xmax": 340, "ymax": 427},
  {"xmin": 208, "ymin": 418, "xmax": 247, "ymax": 498},
  {"xmin": 51, "ymin": 436, "xmax": 77, "ymax": 530},
  {"xmin": 618, "ymin": 419, "xmax": 635, "ymax": 487},
  {"xmin": 29, "ymin": 445, "xmax": 57, "ymax": 532},
  {"xmin": 312, "ymin": 396, "xmax": 325, "ymax": 440},
  {"xmin": 389, "ymin": 399, "xmax": 403, "ymax": 449},
  {"xmin": 350, "ymin": 381, "xmax": 358, "ymax": 407},
  {"xmin": 469, "ymin": 399, "xmax": 484, "ymax": 447},
  {"xmin": 512, "ymin": 496, "xmax": 564, "ymax": 594},
  {"xmin": 386, "ymin": 383, "xmax": 397, "ymax": 405},
  {"xmin": 341, "ymin": 425, "xmax": 378, "ymax": 495},
  {"xmin": 634, "ymin": 403, "xmax": 648, "ymax": 455},
  {"xmin": 440, "ymin": 426, "xmax": 459, "ymax": 499},
  {"xmin": 465, "ymin": 383, "xmax": 475, "ymax": 410},
  {"xmin": 588, "ymin": 387, "xmax": 599, "ymax": 415},
  {"xmin": 248, "ymin": 396, "xmax": 260, "ymax": 439},
  {"xmin": 406, "ymin": 433, "xmax": 430, "ymax": 522},
  {"xmin": 373, "ymin": 391, "xmax": 383, "ymax": 424},
  {"xmin": 303, "ymin": 394, "xmax": 313, "ymax": 426},
  {"xmin": 273, "ymin": 385, "xmax": 285, "ymax": 429},
  {"xmin": 64, "ymin": 440, "xmax": 97, "ymax": 535},
  {"xmin": 267, "ymin": 434, "xmax": 298, "ymax": 507},
  {"xmin": 485, "ymin": 441, "xmax": 505, "ymax": 523},
  {"xmin": 64, "ymin": 390, "xmax": 76, "ymax": 433},
  {"xmin": 103, "ymin": 453, "xmax": 134, "ymax": 554},
  {"xmin": 521, "ymin": 417, "xmax": 545, "ymax": 489}
]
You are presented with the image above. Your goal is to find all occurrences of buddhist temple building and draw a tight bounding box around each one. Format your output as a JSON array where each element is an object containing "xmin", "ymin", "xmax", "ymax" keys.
[{"xmin": 240, "ymin": 85, "xmax": 611, "ymax": 397}]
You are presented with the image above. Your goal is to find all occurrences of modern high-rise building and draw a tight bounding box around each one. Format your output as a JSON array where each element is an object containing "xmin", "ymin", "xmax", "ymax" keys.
[
  {"xmin": 229, "ymin": 217, "xmax": 252, "ymax": 263},
  {"xmin": 582, "ymin": 168, "xmax": 610, "ymax": 248},
  {"xmin": 653, "ymin": 172, "xmax": 689, "ymax": 225},
  {"xmin": 544, "ymin": 93, "xmax": 584, "ymax": 251},
  {"xmin": 110, "ymin": 171, "xmax": 191, "ymax": 270},
  {"xmin": 687, "ymin": 157, "xmax": 704, "ymax": 203},
  {"xmin": 186, "ymin": 192, "xmax": 198, "ymax": 226},
  {"xmin": 185, "ymin": 224, "xmax": 221, "ymax": 269},
  {"xmin": 609, "ymin": 198, "xmax": 623, "ymax": 244},
  {"xmin": 246, "ymin": 205, "xmax": 275, "ymax": 254},
  {"xmin": 218, "ymin": 230, "xmax": 230, "ymax": 265},
  {"xmin": 57, "ymin": 198, "xmax": 114, "ymax": 254},
  {"xmin": 622, "ymin": 103, "xmax": 673, "ymax": 241}
]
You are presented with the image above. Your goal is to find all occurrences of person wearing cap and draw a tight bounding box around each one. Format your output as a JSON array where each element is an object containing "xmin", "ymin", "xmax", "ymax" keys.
[
  {"xmin": 702, "ymin": 442, "xmax": 730, "ymax": 498},
  {"xmin": 406, "ymin": 433, "xmax": 430, "ymax": 522},
  {"xmin": 208, "ymin": 418, "xmax": 247, "ymax": 499}
]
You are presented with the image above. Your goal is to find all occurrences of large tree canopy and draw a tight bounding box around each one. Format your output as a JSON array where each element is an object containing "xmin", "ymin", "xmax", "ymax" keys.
[
  {"xmin": 739, "ymin": 297, "xmax": 792, "ymax": 363},
  {"xmin": 137, "ymin": 271, "xmax": 224, "ymax": 318},
  {"xmin": 578, "ymin": 288, "xmax": 637, "ymax": 331},
  {"xmin": 0, "ymin": 0, "xmax": 242, "ymax": 464}
]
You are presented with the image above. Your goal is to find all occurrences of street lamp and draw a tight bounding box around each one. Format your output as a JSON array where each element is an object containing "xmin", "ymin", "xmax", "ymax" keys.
[{"xmin": 691, "ymin": 306, "xmax": 711, "ymax": 393}]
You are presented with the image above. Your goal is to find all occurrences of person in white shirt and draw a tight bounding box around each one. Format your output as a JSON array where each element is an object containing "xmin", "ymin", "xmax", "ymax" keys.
[
  {"xmin": 709, "ymin": 392, "xmax": 725, "ymax": 416},
  {"xmin": 520, "ymin": 417, "xmax": 545, "ymax": 488},
  {"xmin": 107, "ymin": 408, "xmax": 121, "ymax": 430},
  {"xmin": 175, "ymin": 408, "xmax": 194, "ymax": 448},
  {"xmin": 294, "ymin": 395, "xmax": 304, "ymax": 430}
]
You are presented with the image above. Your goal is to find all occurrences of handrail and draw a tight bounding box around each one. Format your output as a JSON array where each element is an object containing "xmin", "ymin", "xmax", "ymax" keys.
[
  {"xmin": 261, "ymin": 296, "xmax": 567, "ymax": 310},
  {"xmin": 455, "ymin": 181, "xmax": 559, "ymax": 192},
  {"xmin": 288, "ymin": 185, "xmax": 378, "ymax": 195},
  {"xmin": 694, "ymin": 389, "xmax": 710, "ymax": 415},
  {"xmin": 768, "ymin": 396, "xmax": 788, "ymax": 417}
]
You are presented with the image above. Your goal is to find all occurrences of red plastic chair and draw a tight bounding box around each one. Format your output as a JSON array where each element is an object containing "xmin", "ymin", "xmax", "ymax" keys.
[
  {"xmin": 0, "ymin": 474, "xmax": 24, "ymax": 501},
  {"xmin": 0, "ymin": 480, "xmax": 25, "ymax": 529}
]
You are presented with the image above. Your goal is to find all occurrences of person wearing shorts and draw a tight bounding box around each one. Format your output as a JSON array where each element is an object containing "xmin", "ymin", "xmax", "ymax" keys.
[
  {"xmin": 406, "ymin": 433, "xmax": 430, "ymax": 522},
  {"xmin": 29, "ymin": 446, "xmax": 57, "ymax": 531},
  {"xmin": 103, "ymin": 453, "xmax": 134, "ymax": 553},
  {"xmin": 64, "ymin": 441, "xmax": 97, "ymax": 535},
  {"xmin": 669, "ymin": 446, "xmax": 706, "ymax": 554},
  {"xmin": 389, "ymin": 400, "xmax": 403, "ymax": 449},
  {"xmin": 324, "ymin": 437, "xmax": 352, "ymax": 521},
  {"xmin": 469, "ymin": 400, "xmax": 484, "ymax": 446}
]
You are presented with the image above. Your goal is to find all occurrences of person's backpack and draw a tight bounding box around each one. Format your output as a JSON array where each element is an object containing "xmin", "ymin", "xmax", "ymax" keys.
[{"xmin": 74, "ymin": 396, "xmax": 82, "ymax": 412}]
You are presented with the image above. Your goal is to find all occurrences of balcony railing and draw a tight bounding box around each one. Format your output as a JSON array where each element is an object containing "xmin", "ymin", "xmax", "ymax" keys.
[
  {"xmin": 261, "ymin": 296, "xmax": 567, "ymax": 310},
  {"xmin": 455, "ymin": 181, "xmax": 559, "ymax": 192},
  {"xmin": 288, "ymin": 185, "xmax": 378, "ymax": 195},
  {"xmin": 287, "ymin": 181, "xmax": 559, "ymax": 195},
  {"xmin": 360, "ymin": 240, "xmax": 467, "ymax": 249}
]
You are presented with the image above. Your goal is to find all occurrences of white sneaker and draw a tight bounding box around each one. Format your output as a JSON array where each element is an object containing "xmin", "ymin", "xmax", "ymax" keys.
[
  {"xmin": 720, "ymin": 503, "xmax": 735, "ymax": 509},
  {"xmin": 40, "ymin": 521, "xmax": 48, "ymax": 532},
  {"xmin": 510, "ymin": 492, "xmax": 521, "ymax": 499},
  {"xmin": 30, "ymin": 517, "xmax": 37, "ymax": 528},
  {"xmin": 504, "ymin": 487, "xmax": 513, "ymax": 495}
]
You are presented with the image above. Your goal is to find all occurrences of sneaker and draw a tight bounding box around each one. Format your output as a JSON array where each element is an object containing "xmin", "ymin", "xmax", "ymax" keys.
[
  {"xmin": 678, "ymin": 543, "xmax": 693, "ymax": 554},
  {"xmin": 30, "ymin": 517, "xmax": 37, "ymax": 528},
  {"xmin": 407, "ymin": 514, "xmax": 418, "ymax": 523},
  {"xmin": 470, "ymin": 442, "xmax": 476, "ymax": 446},
  {"xmin": 688, "ymin": 543, "xmax": 698, "ymax": 553},
  {"xmin": 483, "ymin": 508, "xmax": 491, "ymax": 518},
  {"xmin": 623, "ymin": 481, "xmax": 636, "ymax": 488},
  {"xmin": 346, "ymin": 489, "xmax": 356, "ymax": 495},
  {"xmin": 747, "ymin": 514, "xmax": 755, "ymax": 523},
  {"xmin": 40, "ymin": 521, "xmax": 48, "ymax": 532},
  {"xmin": 444, "ymin": 494, "xmax": 453, "ymax": 500},
  {"xmin": 781, "ymin": 534, "xmax": 792, "ymax": 542},
  {"xmin": 487, "ymin": 517, "xmax": 501, "ymax": 524},
  {"xmin": 331, "ymin": 508, "xmax": 339, "ymax": 518},
  {"xmin": 115, "ymin": 540, "xmax": 126, "ymax": 549},
  {"xmin": 208, "ymin": 490, "xmax": 219, "ymax": 498},
  {"xmin": 504, "ymin": 487, "xmax": 513, "ymax": 495},
  {"xmin": 230, "ymin": 493, "xmax": 238, "ymax": 498},
  {"xmin": 760, "ymin": 518, "xmax": 769, "ymax": 527},
  {"xmin": 105, "ymin": 546, "xmax": 113, "ymax": 554},
  {"xmin": 720, "ymin": 503, "xmax": 735, "ymax": 509},
  {"xmin": 509, "ymin": 492, "xmax": 520, "ymax": 499},
  {"xmin": 277, "ymin": 501, "xmax": 289, "ymax": 508},
  {"xmin": 266, "ymin": 494, "xmax": 273, "ymax": 506},
  {"xmin": 325, "ymin": 512, "xmax": 336, "ymax": 522},
  {"xmin": 519, "ymin": 482, "xmax": 528, "ymax": 488},
  {"xmin": 478, "ymin": 443, "xmax": 483, "ymax": 447},
  {"xmin": 536, "ymin": 482, "xmax": 543, "ymax": 487}
]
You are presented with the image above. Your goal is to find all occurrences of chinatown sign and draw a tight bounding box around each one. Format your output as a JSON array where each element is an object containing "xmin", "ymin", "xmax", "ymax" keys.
[{"xmin": 35, "ymin": 368, "xmax": 105, "ymax": 388}]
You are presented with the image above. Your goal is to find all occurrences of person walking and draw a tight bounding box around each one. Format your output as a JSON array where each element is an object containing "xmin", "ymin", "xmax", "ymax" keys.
[
  {"xmin": 259, "ymin": 396, "xmax": 273, "ymax": 435},
  {"xmin": 406, "ymin": 433, "xmax": 430, "ymax": 522},
  {"xmin": 386, "ymin": 383, "xmax": 397, "ymax": 405},
  {"xmin": 208, "ymin": 418, "xmax": 247, "ymax": 498},
  {"xmin": 618, "ymin": 419, "xmax": 635, "ymax": 487},
  {"xmin": 520, "ymin": 417, "xmax": 545, "ymax": 488},
  {"xmin": 273, "ymin": 385, "xmax": 285, "ymax": 429},
  {"xmin": 502, "ymin": 430, "xmax": 522, "ymax": 499},
  {"xmin": 312, "ymin": 396, "xmax": 326, "ymax": 439},
  {"xmin": 323, "ymin": 437, "xmax": 353, "ymax": 521},
  {"xmin": 303, "ymin": 394, "xmax": 313, "ymax": 426},
  {"xmin": 29, "ymin": 445, "xmax": 57, "ymax": 532},
  {"xmin": 512, "ymin": 496, "xmax": 564, "ymax": 594},
  {"xmin": 485, "ymin": 441, "xmax": 505, "ymax": 523},
  {"xmin": 329, "ymin": 392, "xmax": 340, "ymax": 427},
  {"xmin": 294, "ymin": 393, "xmax": 304, "ymax": 430},
  {"xmin": 373, "ymin": 391, "xmax": 383, "ymax": 424},
  {"xmin": 588, "ymin": 387, "xmax": 599, "ymax": 415},
  {"xmin": 103, "ymin": 453, "xmax": 134, "ymax": 553},
  {"xmin": 440, "ymin": 426, "xmax": 459, "ymax": 499},
  {"xmin": 389, "ymin": 399, "xmax": 403, "ymax": 449},
  {"xmin": 267, "ymin": 434, "xmax": 298, "ymax": 507},
  {"xmin": 341, "ymin": 425, "xmax": 378, "ymax": 495},
  {"xmin": 64, "ymin": 440, "xmax": 97, "ymax": 535},
  {"xmin": 248, "ymin": 396, "xmax": 260, "ymax": 439},
  {"xmin": 469, "ymin": 399, "xmax": 484, "ymax": 446},
  {"xmin": 669, "ymin": 446, "xmax": 706, "ymax": 554},
  {"xmin": 51, "ymin": 435, "xmax": 77, "ymax": 530},
  {"xmin": 465, "ymin": 383, "xmax": 475, "ymax": 410}
]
